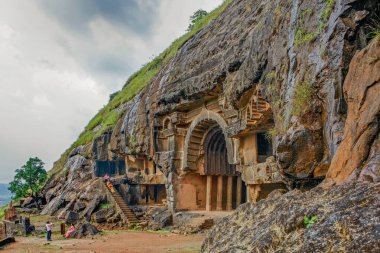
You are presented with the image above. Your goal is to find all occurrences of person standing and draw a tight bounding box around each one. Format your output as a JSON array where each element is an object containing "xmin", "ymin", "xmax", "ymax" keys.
[{"xmin": 46, "ymin": 221, "xmax": 53, "ymax": 241}]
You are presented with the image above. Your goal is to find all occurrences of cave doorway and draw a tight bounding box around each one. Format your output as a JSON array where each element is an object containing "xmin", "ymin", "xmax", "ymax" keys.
[
  {"xmin": 257, "ymin": 132, "xmax": 273, "ymax": 163},
  {"xmin": 139, "ymin": 184, "xmax": 166, "ymax": 205},
  {"xmin": 203, "ymin": 126, "xmax": 241, "ymax": 211}
]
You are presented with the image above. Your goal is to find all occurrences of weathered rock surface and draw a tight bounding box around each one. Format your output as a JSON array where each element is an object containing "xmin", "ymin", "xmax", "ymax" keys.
[
  {"xmin": 92, "ymin": 208, "xmax": 115, "ymax": 223},
  {"xmin": 131, "ymin": 206, "xmax": 172, "ymax": 230},
  {"xmin": 326, "ymin": 37, "xmax": 380, "ymax": 184},
  {"xmin": 201, "ymin": 182, "xmax": 380, "ymax": 253},
  {"xmin": 65, "ymin": 211, "xmax": 79, "ymax": 224},
  {"xmin": 40, "ymin": 1, "xmax": 380, "ymax": 246}
]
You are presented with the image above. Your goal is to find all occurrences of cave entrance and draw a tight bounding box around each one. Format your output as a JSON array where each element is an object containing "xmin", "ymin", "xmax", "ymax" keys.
[
  {"xmin": 203, "ymin": 126, "xmax": 243, "ymax": 211},
  {"xmin": 257, "ymin": 132, "xmax": 273, "ymax": 163},
  {"xmin": 140, "ymin": 184, "xmax": 167, "ymax": 205}
]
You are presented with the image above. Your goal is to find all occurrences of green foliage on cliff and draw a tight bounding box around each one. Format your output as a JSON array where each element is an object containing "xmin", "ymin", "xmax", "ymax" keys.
[
  {"xmin": 0, "ymin": 205, "xmax": 6, "ymax": 219},
  {"xmin": 48, "ymin": 0, "xmax": 232, "ymax": 177},
  {"xmin": 188, "ymin": 9, "xmax": 209, "ymax": 31},
  {"xmin": 292, "ymin": 81, "xmax": 313, "ymax": 117},
  {"xmin": 294, "ymin": 28, "xmax": 318, "ymax": 47}
]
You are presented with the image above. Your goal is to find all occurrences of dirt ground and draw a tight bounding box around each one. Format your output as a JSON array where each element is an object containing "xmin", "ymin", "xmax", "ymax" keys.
[{"xmin": 1, "ymin": 230, "xmax": 205, "ymax": 253}]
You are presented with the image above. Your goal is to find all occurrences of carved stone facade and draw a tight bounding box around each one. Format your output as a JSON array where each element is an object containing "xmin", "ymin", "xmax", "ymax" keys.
[
  {"xmin": 94, "ymin": 87, "xmax": 286, "ymax": 214},
  {"xmin": 149, "ymin": 88, "xmax": 286, "ymax": 213}
]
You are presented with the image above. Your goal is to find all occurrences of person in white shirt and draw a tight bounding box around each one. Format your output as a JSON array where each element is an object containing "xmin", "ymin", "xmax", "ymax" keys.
[{"xmin": 46, "ymin": 221, "xmax": 53, "ymax": 241}]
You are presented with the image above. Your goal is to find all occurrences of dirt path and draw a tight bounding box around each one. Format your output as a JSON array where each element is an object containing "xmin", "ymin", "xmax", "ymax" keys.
[{"xmin": 1, "ymin": 231, "xmax": 205, "ymax": 253}]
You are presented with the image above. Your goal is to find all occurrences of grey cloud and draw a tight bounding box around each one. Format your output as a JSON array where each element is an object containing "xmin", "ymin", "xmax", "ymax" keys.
[{"xmin": 38, "ymin": 0, "xmax": 159, "ymax": 36}]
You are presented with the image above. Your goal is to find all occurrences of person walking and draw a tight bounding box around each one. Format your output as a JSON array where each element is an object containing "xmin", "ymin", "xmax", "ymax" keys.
[{"xmin": 46, "ymin": 221, "xmax": 53, "ymax": 241}]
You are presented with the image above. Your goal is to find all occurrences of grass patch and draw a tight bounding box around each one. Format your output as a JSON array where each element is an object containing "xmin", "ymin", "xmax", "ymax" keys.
[
  {"xmin": 262, "ymin": 72, "xmax": 290, "ymax": 137},
  {"xmin": 0, "ymin": 205, "xmax": 6, "ymax": 219},
  {"xmin": 294, "ymin": 28, "xmax": 318, "ymax": 47},
  {"xmin": 295, "ymin": 0, "xmax": 336, "ymax": 48},
  {"xmin": 99, "ymin": 202, "xmax": 112, "ymax": 209},
  {"xmin": 321, "ymin": 0, "xmax": 335, "ymax": 22},
  {"xmin": 292, "ymin": 81, "xmax": 313, "ymax": 116},
  {"xmin": 318, "ymin": 0, "xmax": 336, "ymax": 32},
  {"xmin": 48, "ymin": 0, "xmax": 232, "ymax": 179}
]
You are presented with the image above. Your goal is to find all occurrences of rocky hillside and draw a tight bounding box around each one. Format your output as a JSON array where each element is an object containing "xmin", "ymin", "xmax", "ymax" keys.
[
  {"xmin": 202, "ymin": 15, "xmax": 380, "ymax": 253},
  {"xmin": 201, "ymin": 182, "xmax": 380, "ymax": 252},
  {"xmin": 40, "ymin": 0, "xmax": 379, "ymax": 244}
]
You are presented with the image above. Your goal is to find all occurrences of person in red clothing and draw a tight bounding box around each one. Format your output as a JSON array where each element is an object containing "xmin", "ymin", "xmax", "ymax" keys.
[{"xmin": 107, "ymin": 180, "xmax": 115, "ymax": 193}]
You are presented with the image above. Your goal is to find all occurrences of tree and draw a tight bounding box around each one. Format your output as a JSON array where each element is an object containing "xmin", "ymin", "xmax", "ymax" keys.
[
  {"xmin": 8, "ymin": 157, "xmax": 47, "ymax": 209},
  {"xmin": 109, "ymin": 91, "xmax": 119, "ymax": 102},
  {"xmin": 187, "ymin": 9, "xmax": 208, "ymax": 31}
]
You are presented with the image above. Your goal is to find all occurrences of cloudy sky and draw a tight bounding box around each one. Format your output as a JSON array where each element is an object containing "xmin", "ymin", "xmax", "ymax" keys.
[{"xmin": 0, "ymin": 0, "xmax": 223, "ymax": 183}]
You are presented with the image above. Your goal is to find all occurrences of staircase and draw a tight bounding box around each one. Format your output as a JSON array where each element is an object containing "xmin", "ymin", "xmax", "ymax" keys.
[
  {"xmin": 110, "ymin": 190, "xmax": 140, "ymax": 223},
  {"xmin": 102, "ymin": 180, "xmax": 139, "ymax": 225}
]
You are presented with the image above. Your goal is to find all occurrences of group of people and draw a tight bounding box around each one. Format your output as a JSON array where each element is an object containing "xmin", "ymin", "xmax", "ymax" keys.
[
  {"xmin": 45, "ymin": 221, "xmax": 76, "ymax": 241},
  {"xmin": 104, "ymin": 174, "xmax": 115, "ymax": 193}
]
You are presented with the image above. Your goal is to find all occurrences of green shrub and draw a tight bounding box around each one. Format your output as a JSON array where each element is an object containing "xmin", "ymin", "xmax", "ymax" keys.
[
  {"xmin": 0, "ymin": 205, "xmax": 7, "ymax": 219},
  {"xmin": 100, "ymin": 202, "xmax": 112, "ymax": 209},
  {"xmin": 294, "ymin": 28, "xmax": 318, "ymax": 47},
  {"xmin": 292, "ymin": 81, "xmax": 313, "ymax": 116},
  {"xmin": 263, "ymin": 73, "xmax": 290, "ymax": 136},
  {"xmin": 321, "ymin": 0, "xmax": 335, "ymax": 22},
  {"xmin": 304, "ymin": 215, "xmax": 317, "ymax": 228}
]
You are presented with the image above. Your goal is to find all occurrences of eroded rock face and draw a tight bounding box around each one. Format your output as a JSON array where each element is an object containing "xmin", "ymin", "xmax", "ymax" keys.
[
  {"xmin": 326, "ymin": 37, "xmax": 380, "ymax": 184},
  {"xmin": 42, "ymin": 0, "xmax": 380, "ymax": 226},
  {"xmin": 201, "ymin": 182, "xmax": 380, "ymax": 253}
]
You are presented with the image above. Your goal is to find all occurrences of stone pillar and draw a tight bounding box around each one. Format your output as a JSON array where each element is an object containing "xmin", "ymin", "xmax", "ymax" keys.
[
  {"xmin": 216, "ymin": 175, "xmax": 223, "ymax": 211},
  {"xmin": 227, "ymin": 176, "xmax": 233, "ymax": 211},
  {"xmin": 236, "ymin": 176, "xmax": 242, "ymax": 207},
  {"xmin": 248, "ymin": 184, "xmax": 261, "ymax": 203},
  {"xmin": 206, "ymin": 175, "xmax": 212, "ymax": 211}
]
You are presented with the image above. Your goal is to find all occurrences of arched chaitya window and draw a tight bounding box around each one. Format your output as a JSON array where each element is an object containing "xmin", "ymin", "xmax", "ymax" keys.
[
  {"xmin": 163, "ymin": 118, "xmax": 172, "ymax": 130},
  {"xmin": 204, "ymin": 127, "xmax": 236, "ymax": 175}
]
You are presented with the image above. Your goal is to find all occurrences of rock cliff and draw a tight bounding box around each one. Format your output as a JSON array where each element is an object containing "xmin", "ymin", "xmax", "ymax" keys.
[{"xmin": 41, "ymin": 0, "xmax": 379, "ymax": 247}]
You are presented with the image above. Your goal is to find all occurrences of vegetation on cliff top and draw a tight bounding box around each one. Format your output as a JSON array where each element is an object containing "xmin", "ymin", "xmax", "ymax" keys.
[{"xmin": 49, "ymin": 0, "xmax": 232, "ymax": 177}]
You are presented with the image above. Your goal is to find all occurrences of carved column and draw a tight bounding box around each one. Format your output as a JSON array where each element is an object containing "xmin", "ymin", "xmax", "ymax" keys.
[
  {"xmin": 216, "ymin": 175, "xmax": 223, "ymax": 211},
  {"xmin": 206, "ymin": 175, "xmax": 212, "ymax": 211},
  {"xmin": 236, "ymin": 175, "xmax": 242, "ymax": 207},
  {"xmin": 247, "ymin": 184, "xmax": 261, "ymax": 203},
  {"xmin": 227, "ymin": 176, "xmax": 233, "ymax": 211}
]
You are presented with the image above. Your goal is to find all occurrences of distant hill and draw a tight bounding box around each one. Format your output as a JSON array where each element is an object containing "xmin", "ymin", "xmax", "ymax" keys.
[{"xmin": 0, "ymin": 184, "xmax": 12, "ymax": 207}]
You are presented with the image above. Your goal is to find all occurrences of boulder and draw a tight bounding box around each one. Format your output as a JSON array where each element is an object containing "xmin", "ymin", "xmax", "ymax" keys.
[
  {"xmin": 148, "ymin": 208, "xmax": 172, "ymax": 230},
  {"xmin": 71, "ymin": 223, "xmax": 99, "ymax": 238},
  {"xmin": 74, "ymin": 202, "xmax": 86, "ymax": 212},
  {"xmin": 92, "ymin": 208, "xmax": 115, "ymax": 223},
  {"xmin": 65, "ymin": 211, "xmax": 79, "ymax": 224}
]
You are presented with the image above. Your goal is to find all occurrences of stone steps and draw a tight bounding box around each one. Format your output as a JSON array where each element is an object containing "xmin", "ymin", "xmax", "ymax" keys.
[{"xmin": 107, "ymin": 185, "xmax": 140, "ymax": 223}]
